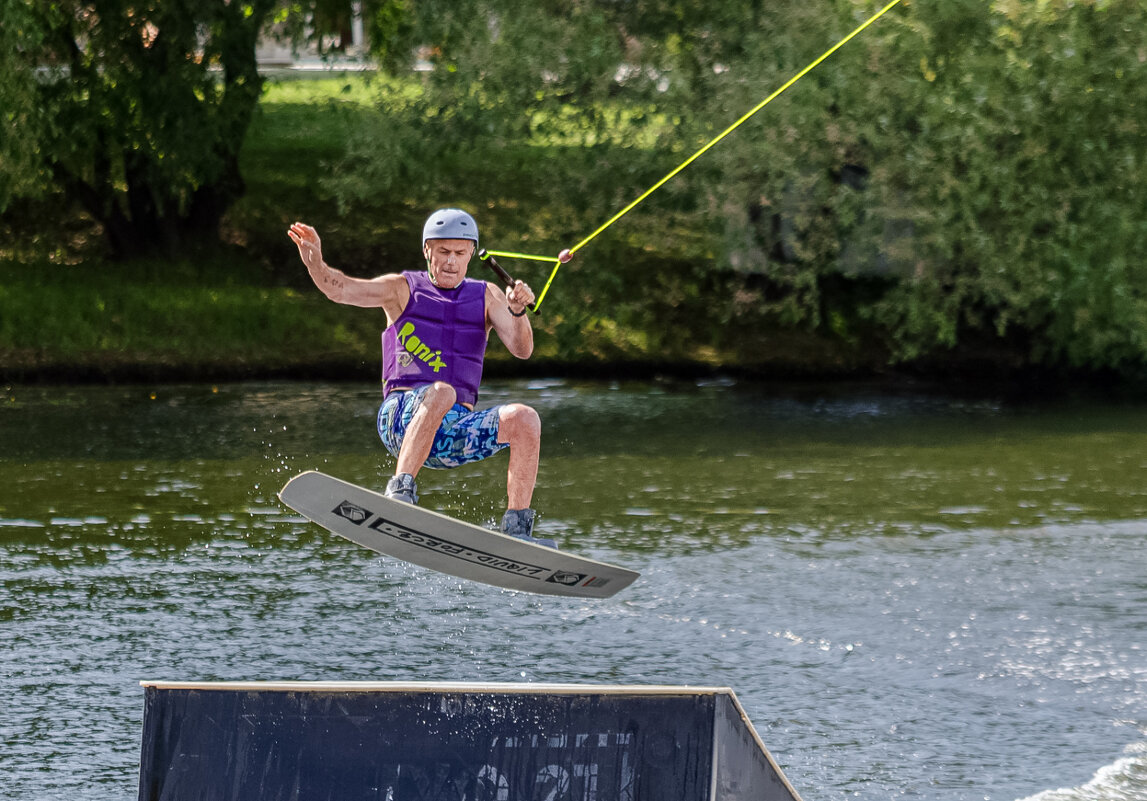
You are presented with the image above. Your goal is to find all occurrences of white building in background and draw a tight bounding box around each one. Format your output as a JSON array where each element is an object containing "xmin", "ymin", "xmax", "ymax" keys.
[{"xmin": 255, "ymin": 0, "xmax": 369, "ymax": 70}]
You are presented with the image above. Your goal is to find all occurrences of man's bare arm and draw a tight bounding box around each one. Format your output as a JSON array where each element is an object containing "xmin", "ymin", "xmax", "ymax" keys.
[
  {"xmin": 486, "ymin": 280, "xmax": 534, "ymax": 359},
  {"xmin": 288, "ymin": 222, "xmax": 408, "ymax": 322}
]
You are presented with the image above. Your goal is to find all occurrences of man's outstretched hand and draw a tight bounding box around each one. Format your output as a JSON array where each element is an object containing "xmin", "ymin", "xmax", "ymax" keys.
[{"xmin": 288, "ymin": 222, "xmax": 323, "ymax": 270}]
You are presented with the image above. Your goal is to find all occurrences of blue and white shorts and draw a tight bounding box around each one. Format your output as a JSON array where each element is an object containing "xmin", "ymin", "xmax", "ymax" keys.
[{"xmin": 377, "ymin": 386, "xmax": 508, "ymax": 470}]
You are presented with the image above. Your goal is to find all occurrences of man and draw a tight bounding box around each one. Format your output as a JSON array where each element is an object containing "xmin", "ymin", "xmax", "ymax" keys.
[{"xmin": 287, "ymin": 208, "xmax": 553, "ymax": 547}]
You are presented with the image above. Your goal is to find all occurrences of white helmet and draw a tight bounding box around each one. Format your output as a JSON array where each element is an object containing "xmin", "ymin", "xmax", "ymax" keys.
[{"xmin": 422, "ymin": 208, "xmax": 479, "ymax": 249}]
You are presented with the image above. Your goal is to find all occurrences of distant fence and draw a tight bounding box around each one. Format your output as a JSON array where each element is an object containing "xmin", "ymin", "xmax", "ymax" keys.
[{"xmin": 137, "ymin": 681, "xmax": 804, "ymax": 801}]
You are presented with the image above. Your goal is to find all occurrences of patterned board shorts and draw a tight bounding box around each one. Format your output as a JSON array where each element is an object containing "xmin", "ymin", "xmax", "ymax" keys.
[{"xmin": 377, "ymin": 386, "xmax": 508, "ymax": 470}]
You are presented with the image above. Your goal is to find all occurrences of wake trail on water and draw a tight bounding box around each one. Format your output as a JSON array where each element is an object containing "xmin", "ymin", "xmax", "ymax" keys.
[{"xmin": 1017, "ymin": 740, "xmax": 1147, "ymax": 801}]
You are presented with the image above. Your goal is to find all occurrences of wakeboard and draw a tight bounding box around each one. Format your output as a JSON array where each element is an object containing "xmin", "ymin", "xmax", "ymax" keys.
[{"xmin": 278, "ymin": 471, "xmax": 639, "ymax": 598}]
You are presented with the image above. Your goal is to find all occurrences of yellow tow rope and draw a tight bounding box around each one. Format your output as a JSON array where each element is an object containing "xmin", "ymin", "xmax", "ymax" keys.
[{"xmin": 486, "ymin": 0, "xmax": 905, "ymax": 311}]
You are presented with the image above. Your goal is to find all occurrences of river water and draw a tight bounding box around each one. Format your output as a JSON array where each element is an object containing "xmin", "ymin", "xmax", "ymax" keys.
[{"xmin": 1, "ymin": 380, "xmax": 1145, "ymax": 801}]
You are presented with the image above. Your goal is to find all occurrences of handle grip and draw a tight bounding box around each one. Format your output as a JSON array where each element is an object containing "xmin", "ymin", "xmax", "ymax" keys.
[{"xmin": 478, "ymin": 249, "xmax": 536, "ymax": 313}]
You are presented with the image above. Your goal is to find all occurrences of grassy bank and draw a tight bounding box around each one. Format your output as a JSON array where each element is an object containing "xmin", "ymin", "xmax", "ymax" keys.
[
  {"xmin": 0, "ymin": 250, "xmax": 880, "ymax": 383},
  {"xmin": 1, "ymin": 256, "xmax": 368, "ymax": 378}
]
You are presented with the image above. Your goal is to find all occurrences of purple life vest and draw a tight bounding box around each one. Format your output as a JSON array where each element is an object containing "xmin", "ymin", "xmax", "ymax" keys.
[{"xmin": 381, "ymin": 270, "xmax": 488, "ymax": 406}]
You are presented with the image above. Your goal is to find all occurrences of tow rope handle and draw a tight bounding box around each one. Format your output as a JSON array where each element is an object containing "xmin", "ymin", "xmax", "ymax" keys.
[
  {"xmin": 480, "ymin": 247, "xmax": 573, "ymax": 313},
  {"xmin": 479, "ymin": 248, "xmax": 537, "ymax": 313}
]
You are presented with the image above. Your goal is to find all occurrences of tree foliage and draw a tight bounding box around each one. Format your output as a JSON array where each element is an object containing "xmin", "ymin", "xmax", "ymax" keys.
[
  {"xmin": 868, "ymin": 0, "xmax": 1147, "ymax": 369},
  {"xmin": 681, "ymin": 0, "xmax": 1147, "ymax": 368},
  {"xmin": 1, "ymin": 0, "xmax": 279, "ymax": 258},
  {"xmin": 0, "ymin": 0, "xmax": 50, "ymax": 208},
  {"xmin": 330, "ymin": 0, "xmax": 1147, "ymax": 371}
]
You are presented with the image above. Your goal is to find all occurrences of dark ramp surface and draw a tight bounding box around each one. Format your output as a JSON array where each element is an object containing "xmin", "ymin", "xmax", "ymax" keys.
[{"xmin": 137, "ymin": 681, "xmax": 803, "ymax": 801}]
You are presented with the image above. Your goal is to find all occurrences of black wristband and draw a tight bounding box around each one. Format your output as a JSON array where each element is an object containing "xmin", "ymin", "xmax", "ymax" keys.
[{"xmin": 509, "ymin": 306, "xmax": 529, "ymax": 317}]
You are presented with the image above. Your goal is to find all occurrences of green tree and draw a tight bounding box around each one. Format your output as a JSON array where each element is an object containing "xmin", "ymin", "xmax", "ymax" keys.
[
  {"xmin": 857, "ymin": 0, "xmax": 1147, "ymax": 368},
  {"xmin": 0, "ymin": 0, "xmax": 49, "ymax": 209},
  {"xmin": 1, "ymin": 0, "xmax": 278, "ymax": 258},
  {"xmin": 332, "ymin": 0, "xmax": 652, "ymax": 203},
  {"xmin": 662, "ymin": 0, "xmax": 1147, "ymax": 369}
]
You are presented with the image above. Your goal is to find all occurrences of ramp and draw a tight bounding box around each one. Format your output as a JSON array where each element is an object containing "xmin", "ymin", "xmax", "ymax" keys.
[{"xmin": 137, "ymin": 681, "xmax": 803, "ymax": 801}]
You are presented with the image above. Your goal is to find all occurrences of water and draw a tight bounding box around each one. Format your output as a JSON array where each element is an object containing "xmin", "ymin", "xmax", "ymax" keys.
[{"xmin": 2, "ymin": 380, "xmax": 1145, "ymax": 800}]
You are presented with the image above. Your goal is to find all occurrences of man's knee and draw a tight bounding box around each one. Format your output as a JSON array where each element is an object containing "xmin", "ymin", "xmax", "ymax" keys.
[
  {"xmin": 419, "ymin": 382, "xmax": 457, "ymax": 415},
  {"xmin": 499, "ymin": 403, "xmax": 540, "ymax": 443}
]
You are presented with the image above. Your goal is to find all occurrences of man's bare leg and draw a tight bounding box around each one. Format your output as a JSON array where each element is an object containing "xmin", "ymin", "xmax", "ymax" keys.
[
  {"xmin": 497, "ymin": 403, "xmax": 541, "ymax": 510},
  {"xmin": 497, "ymin": 402, "xmax": 552, "ymax": 546},
  {"xmin": 395, "ymin": 382, "xmax": 456, "ymax": 478}
]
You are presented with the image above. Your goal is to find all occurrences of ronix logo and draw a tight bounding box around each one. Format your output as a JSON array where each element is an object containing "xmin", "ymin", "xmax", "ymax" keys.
[
  {"xmin": 333, "ymin": 500, "xmax": 372, "ymax": 525},
  {"xmin": 396, "ymin": 322, "xmax": 447, "ymax": 373}
]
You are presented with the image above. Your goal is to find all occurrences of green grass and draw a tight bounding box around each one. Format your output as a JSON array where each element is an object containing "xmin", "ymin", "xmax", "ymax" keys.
[{"xmin": 0, "ymin": 254, "xmax": 377, "ymax": 374}]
